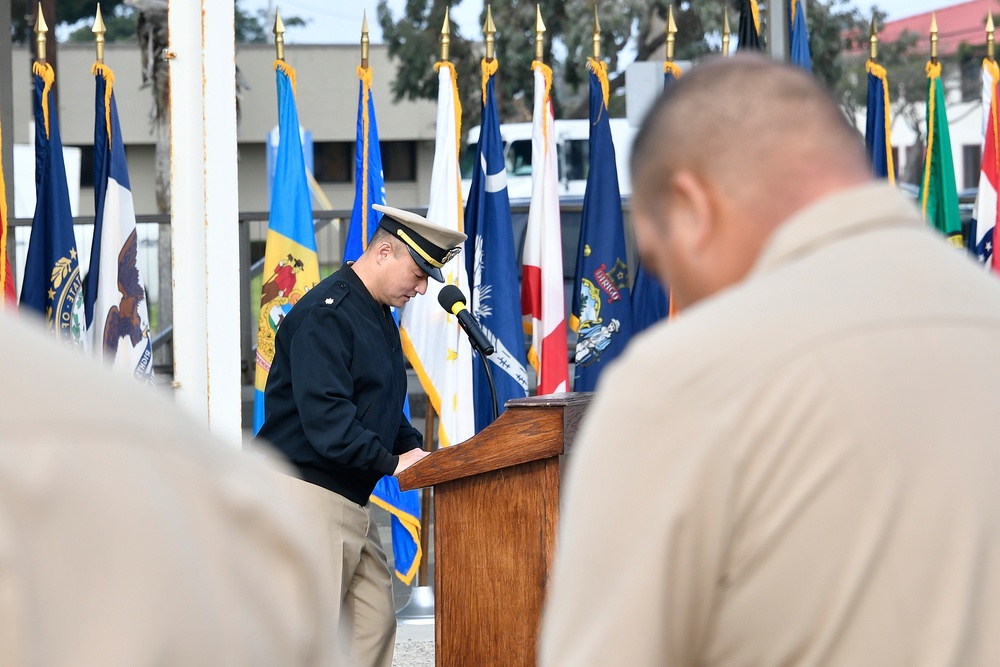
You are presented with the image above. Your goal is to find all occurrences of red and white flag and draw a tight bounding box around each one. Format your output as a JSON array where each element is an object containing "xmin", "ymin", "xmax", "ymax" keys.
[
  {"xmin": 973, "ymin": 59, "xmax": 1000, "ymax": 272},
  {"xmin": 522, "ymin": 62, "xmax": 568, "ymax": 394}
]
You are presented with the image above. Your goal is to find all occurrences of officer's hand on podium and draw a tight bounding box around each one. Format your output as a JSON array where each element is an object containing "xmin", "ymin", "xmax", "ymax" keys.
[{"xmin": 394, "ymin": 448, "xmax": 429, "ymax": 476}]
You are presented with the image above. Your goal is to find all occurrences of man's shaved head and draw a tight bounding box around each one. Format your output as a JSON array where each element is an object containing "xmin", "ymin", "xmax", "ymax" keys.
[{"xmin": 629, "ymin": 55, "xmax": 871, "ymax": 310}]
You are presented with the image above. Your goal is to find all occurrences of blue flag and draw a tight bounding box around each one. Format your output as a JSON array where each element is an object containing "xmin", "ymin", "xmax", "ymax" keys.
[
  {"xmin": 344, "ymin": 67, "xmax": 387, "ymax": 261},
  {"xmin": 572, "ymin": 61, "xmax": 634, "ymax": 391},
  {"xmin": 631, "ymin": 72, "xmax": 675, "ymax": 335},
  {"xmin": 254, "ymin": 62, "xmax": 321, "ymax": 435},
  {"xmin": 789, "ymin": 0, "xmax": 813, "ymax": 72},
  {"xmin": 345, "ymin": 66, "xmax": 422, "ymax": 585},
  {"xmin": 865, "ymin": 61, "xmax": 895, "ymax": 182},
  {"xmin": 465, "ymin": 63, "xmax": 530, "ymax": 431},
  {"xmin": 20, "ymin": 63, "xmax": 86, "ymax": 348},
  {"xmin": 85, "ymin": 63, "xmax": 154, "ymax": 380}
]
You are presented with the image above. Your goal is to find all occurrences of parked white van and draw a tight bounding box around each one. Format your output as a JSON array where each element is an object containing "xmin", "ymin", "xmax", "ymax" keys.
[{"xmin": 460, "ymin": 118, "xmax": 637, "ymax": 201}]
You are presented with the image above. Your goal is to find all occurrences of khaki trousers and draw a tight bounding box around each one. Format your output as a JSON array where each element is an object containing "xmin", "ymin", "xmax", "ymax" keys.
[{"xmin": 281, "ymin": 474, "xmax": 396, "ymax": 667}]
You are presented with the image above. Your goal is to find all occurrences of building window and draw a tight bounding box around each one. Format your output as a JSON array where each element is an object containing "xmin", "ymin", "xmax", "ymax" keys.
[
  {"xmin": 963, "ymin": 144, "xmax": 981, "ymax": 190},
  {"xmin": 381, "ymin": 141, "xmax": 417, "ymax": 182},
  {"xmin": 313, "ymin": 142, "xmax": 353, "ymax": 183},
  {"xmin": 71, "ymin": 145, "xmax": 95, "ymax": 188}
]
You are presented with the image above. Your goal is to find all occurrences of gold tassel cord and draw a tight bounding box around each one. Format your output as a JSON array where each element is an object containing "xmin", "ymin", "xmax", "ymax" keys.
[
  {"xmin": 587, "ymin": 57, "xmax": 610, "ymax": 109},
  {"xmin": 92, "ymin": 63, "xmax": 115, "ymax": 150},
  {"xmin": 275, "ymin": 59, "xmax": 298, "ymax": 98},
  {"xmin": 921, "ymin": 61, "xmax": 943, "ymax": 218},
  {"xmin": 865, "ymin": 60, "xmax": 895, "ymax": 185},
  {"xmin": 532, "ymin": 61, "xmax": 554, "ymax": 151},
  {"xmin": 32, "ymin": 61, "xmax": 54, "ymax": 140},
  {"xmin": 481, "ymin": 57, "xmax": 499, "ymax": 105},
  {"xmin": 357, "ymin": 66, "xmax": 373, "ymax": 250}
]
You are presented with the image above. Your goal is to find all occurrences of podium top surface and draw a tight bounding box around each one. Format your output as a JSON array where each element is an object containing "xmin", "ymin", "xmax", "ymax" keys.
[{"xmin": 398, "ymin": 392, "xmax": 593, "ymax": 491}]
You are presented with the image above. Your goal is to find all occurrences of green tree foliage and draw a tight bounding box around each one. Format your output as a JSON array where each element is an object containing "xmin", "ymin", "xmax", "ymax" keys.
[
  {"xmin": 377, "ymin": 0, "xmax": 483, "ymax": 132},
  {"xmin": 13, "ymin": 0, "xmax": 303, "ymax": 45}
]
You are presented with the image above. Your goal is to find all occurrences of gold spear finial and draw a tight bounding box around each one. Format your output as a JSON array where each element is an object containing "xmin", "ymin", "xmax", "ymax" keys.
[
  {"xmin": 988, "ymin": 9, "xmax": 995, "ymax": 62},
  {"xmin": 441, "ymin": 6, "xmax": 451, "ymax": 61},
  {"xmin": 274, "ymin": 7, "xmax": 286, "ymax": 61},
  {"xmin": 869, "ymin": 16, "xmax": 878, "ymax": 61},
  {"xmin": 93, "ymin": 4, "xmax": 107, "ymax": 64},
  {"xmin": 930, "ymin": 11, "xmax": 939, "ymax": 63},
  {"xmin": 361, "ymin": 10, "xmax": 370, "ymax": 69},
  {"xmin": 34, "ymin": 3, "xmax": 47, "ymax": 65},
  {"xmin": 535, "ymin": 5, "xmax": 546, "ymax": 61},
  {"xmin": 666, "ymin": 4, "xmax": 677, "ymax": 62},
  {"xmin": 722, "ymin": 7, "xmax": 731, "ymax": 57},
  {"xmin": 593, "ymin": 5, "xmax": 601, "ymax": 59},
  {"xmin": 484, "ymin": 4, "xmax": 496, "ymax": 61}
]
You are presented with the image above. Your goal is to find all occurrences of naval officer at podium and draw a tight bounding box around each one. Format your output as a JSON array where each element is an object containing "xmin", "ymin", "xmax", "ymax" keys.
[{"xmin": 257, "ymin": 204, "xmax": 466, "ymax": 667}]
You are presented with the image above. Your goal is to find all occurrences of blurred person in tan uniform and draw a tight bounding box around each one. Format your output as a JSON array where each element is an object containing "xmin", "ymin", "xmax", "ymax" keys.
[
  {"xmin": 540, "ymin": 55, "xmax": 1000, "ymax": 667},
  {"xmin": 0, "ymin": 312, "xmax": 339, "ymax": 666}
]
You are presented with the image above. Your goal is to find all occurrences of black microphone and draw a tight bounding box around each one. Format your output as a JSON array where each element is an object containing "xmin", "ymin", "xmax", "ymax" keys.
[{"xmin": 438, "ymin": 285, "xmax": 495, "ymax": 356}]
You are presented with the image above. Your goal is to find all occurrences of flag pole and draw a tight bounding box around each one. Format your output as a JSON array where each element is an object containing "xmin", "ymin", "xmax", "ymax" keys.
[
  {"xmin": 34, "ymin": 2, "xmax": 47, "ymax": 66},
  {"xmin": 666, "ymin": 4, "xmax": 677, "ymax": 63},
  {"xmin": 484, "ymin": 5, "xmax": 496, "ymax": 62},
  {"xmin": 592, "ymin": 5, "xmax": 601, "ymax": 59},
  {"xmin": 722, "ymin": 8, "xmax": 731, "ymax": 57},
  {"xmin": 535, "ymin": 4, "xmax": 545, "ymax": 61},
  {"xmin": 440, "ymin": 6, "xmax": 451, "ymax": 62},
  {"xmin": 988, "ymin": 10, "xmax": 995, "ymax": 62},
  {"xmin": 273, "ymin": 7, "xmax": 285, "ymax": 61},
  {"xmin": 869, "ymin": 16, "xmax": 878, "ymax": 62},
  {"xmin": 361, "ymin": 10, "xmax": 370, "ymax": 70},
  {"xmin": 92, "ymin": 4, "xmax": 105, "ymax": 64},
  {"xmin": 930, "ymin": 12, "xmax": 939, "ymax": 65}
]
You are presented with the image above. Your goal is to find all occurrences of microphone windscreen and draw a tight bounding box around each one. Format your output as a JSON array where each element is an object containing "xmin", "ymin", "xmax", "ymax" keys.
[{"xmin": 438, "ymin": 284, "xmax": 467, "ymax": 312}]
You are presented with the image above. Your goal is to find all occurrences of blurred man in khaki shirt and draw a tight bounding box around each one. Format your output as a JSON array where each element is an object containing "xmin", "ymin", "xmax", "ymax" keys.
[
  {"xmin": 0, "ymin": 313, "xmax": 339, "ymax": 666},
  {"xmin": 540, "ymin": 56, "xmax": 1000, "ymax": 666}
]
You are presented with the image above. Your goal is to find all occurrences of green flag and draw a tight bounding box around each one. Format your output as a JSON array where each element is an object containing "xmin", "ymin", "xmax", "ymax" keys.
[{"xmin": 919, "ymin": 60, "xmax": 963, "ymax": 246}]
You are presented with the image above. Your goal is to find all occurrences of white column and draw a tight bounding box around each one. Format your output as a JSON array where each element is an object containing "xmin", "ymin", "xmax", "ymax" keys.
[
  {"xmin": 167, "ymin": 0, "xmax": 242, "ymax": 444},
  {"xmin": 768, "ymin": 0, "xmax": 789, "ymax": 63}
]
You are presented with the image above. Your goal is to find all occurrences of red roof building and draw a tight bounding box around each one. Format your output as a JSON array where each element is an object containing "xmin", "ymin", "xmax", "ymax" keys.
[{"xmin": 880, "ymin": 0, "xmax": 1000, "ymax": 56}]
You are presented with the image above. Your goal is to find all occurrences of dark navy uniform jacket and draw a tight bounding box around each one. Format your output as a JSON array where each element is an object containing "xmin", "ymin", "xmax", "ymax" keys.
[{"xmin": 256, "ymin": 263, "xmax": 422, "ymax": 505}]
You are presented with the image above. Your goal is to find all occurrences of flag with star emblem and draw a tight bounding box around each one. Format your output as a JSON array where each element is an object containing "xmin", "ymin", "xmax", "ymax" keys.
[
  {"xmin": 972, "ymin": 57, "xmax": 999, "ymax": 271},
  {"xmin": 399, "ymin": 61, "xmax": 475, "ymax": 448},
  {"xmin": 919, "ymin": 60, "xmax": 962, "ymax": 246},
  {"xmin": 345, "ymin": 64, "xmax": 422, "ymax": 586},
  {"xmin": 571, "ymin": 59, "xmax": 634, "ymax": 392},
  {"xmin": 20, "ymin": 61, "xmax": 87, "ymax": 348},
  {"xmin": 465, "ymin": 58, "xmax": 530, "ymax": 431},
  {"xmin": 253, "ymin": 60, "xmax": 321, "ymax": 433},
  {"xmin": 522, "ymin": 60, "xmax": 569, "ymax": 395},
  {"xmin": 85, "ymin": 62, "xmax": 154, "ymax": 382}
]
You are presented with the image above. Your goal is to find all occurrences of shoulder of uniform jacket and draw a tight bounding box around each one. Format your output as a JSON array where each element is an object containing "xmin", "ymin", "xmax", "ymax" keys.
[{"xmin": 320, "ymin": 277, "xmax": 350, "ymax": 309}]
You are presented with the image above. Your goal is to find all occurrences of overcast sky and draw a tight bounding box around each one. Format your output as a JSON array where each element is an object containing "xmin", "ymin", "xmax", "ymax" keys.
[{"xmin": 244, "ymin": 0, "xmax": 964, "ymax": 45}]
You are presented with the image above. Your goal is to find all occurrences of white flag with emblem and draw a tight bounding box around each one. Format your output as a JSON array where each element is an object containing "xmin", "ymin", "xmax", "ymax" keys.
[{"xmin": 399, "ymin": 62, "xmax": 475, "ymax": 447}]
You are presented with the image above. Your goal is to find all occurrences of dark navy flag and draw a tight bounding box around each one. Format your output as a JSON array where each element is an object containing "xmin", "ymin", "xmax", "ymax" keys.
[
  {"xmin": 737, "ymin": 0, "xmax": 763, "ymax": 51},
  {"xmin": 865, "ymin": 61, "xmax": 895, "ymax": 182},
  {"xmin": 572, "ymin": 61, "xmax": 634, "ymax": 392},
  {"xmin": 631, "ymin": 71, "xmax": 675, "ymax": 336},
  {"xmin": 20, "ymin": 63, "xmax": 86, "ymax": 348},
  {"xmin": 464, "ymin": 63, "xmax": 530, "ymax": 432},
  {"xmin": 86, "ymin": 63, "xmax": 154, "ymax": 382},
  {"xmin": 789, "ymin": 0, "xmax": 813, "ymax": 72},
  {"xmin": 344, "ymin": 66, "xmax": 422, "ymax": 586}
]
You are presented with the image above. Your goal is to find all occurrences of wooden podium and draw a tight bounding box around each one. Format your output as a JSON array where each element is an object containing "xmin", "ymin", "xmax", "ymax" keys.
[{"xmin": 398, "ymin": 392, "xmax": 592, "ymax": 666}]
